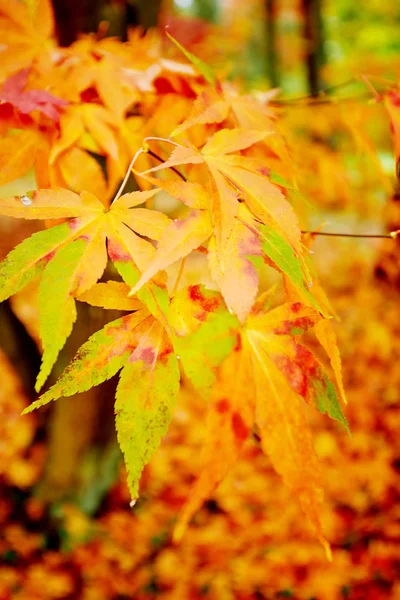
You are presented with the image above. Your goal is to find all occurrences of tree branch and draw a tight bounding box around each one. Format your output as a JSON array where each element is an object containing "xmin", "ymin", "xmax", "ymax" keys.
[
  {"xmin": 147, "ymin": 150, "xmax": 187, "ymax": 181},
  {"xmin": 302, "ymin": 230, "xmax": 400, "ymax": 239}
]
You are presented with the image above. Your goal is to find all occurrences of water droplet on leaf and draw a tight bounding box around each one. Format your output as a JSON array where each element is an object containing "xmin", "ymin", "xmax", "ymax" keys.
[{"xmin": 20, "ymin": 195, "xmax": 32, "ymax": 206}]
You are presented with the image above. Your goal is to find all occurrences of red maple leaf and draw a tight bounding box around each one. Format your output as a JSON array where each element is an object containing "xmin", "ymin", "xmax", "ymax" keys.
[{"xmin": 0, "ymin": 69, "xmax": 68, "ymax": 122}]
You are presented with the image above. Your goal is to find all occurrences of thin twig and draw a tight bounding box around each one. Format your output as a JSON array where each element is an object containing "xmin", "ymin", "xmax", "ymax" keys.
[
  {"xmin": 274, "ymin": 78, "xmax": 358, "ymax": 104},
  {"xmin": 269, "ymin": 76, "xmax": 384, "ymax": 107},
  {"xmin": 268, "ymin": 74, "xmax": 394, "ymax": 108},
  {"xmin": 147, "ymin": 150, "xmax": 187, "ymax": 181},
  {"xmin": 359, "ymin": 74, "xmax": 381, "ymax": 100},
  {"xmin": 302, "ymin": 230, "xmax": 400, "ymax": 239},
  {"xmin": 271, "ymin": 94, "xmax": 371, "ymax": 107},
  {"xmin": 234, "ymin": 216, "xmax": 400, "ymax": 242}
]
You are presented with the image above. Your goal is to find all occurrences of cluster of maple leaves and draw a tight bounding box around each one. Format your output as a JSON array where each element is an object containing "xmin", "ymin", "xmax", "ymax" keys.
[
  {"xmin": 3, "ymin": 0, "xmax": 400, "ymax": 558},
  {"xmin": 2, "ymin": 266, "xmax": 400, "ymax": 599}
]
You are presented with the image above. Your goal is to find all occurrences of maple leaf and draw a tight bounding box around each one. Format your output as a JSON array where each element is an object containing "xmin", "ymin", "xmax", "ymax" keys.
[
  {"xmin": 22, "ymin": 307, "xmax": 180, "ymax": 499},
  {"xmin": 137, "ymin": 134, "xmax": 314, "ymax": 317},
  {"xmin": 142, "ymin": 129, "xmax": 301, "ymax": 253},
  {"xmin": 50, "ymin": 104, "xmax": 120, "ymax": 164},
  {"xmin": 129, "ymin": 210, "xmax": 213, "ymax": 297},
  {"xmin": 77, "ymin": 281, "xmax": 143, "ymax": 312},
  {"xmin": 174, "ymin": 343, "xmax": 254, "ymax": 541},
  {"xmin": 0, "ymin": 215, "xmax": 96, "ymax": 305},
  {"xmin": 259, "ymin": 224, "xmax": 320, "ymax": 312},
  {"xmin": 21, "ymin": 281, "xmax": 238, "ymax": 502},
  {"xmin": 246, "ymin": 302, "xmax": 348, "ymax": 430},
  {"xmin": 49, "ymin": 104, "xmax": 127, "ymax": 201},
  {"xmin": 251, "ymin": 355, "xmax": 331, "ymax": 558},
  {"xmin": 94, "ymin": 56, "xmax": 140, "ymax": 120},
  {"xmin": 135, "ymin": 164, "xmax": 312, "ymax": 321},
  {"xmin": 110, "ymin": 173, "xmax": 219, "ymax": 304},
  {"xmin": 283, "ymin": 258, "xmax": 347, "ymax": 405},
  {"xmin": 22, "ymin": 309, "xmax": 151, "ymax": 410},
  {"xmin": 208, "ymin": 204, "xmax": 263, "ymax": 322},
  {"xmin": 36, "ymin": 230, "xmax": 108, "ymax": 391},
  {"xmin": 51, "ymin": 46, "xmax": 140, "ymax": 119},
  {"xmin": 0, "ymin": 187, "xmax": 100, "ymax": 220},
  {"xmin": 174, "ymin": 300, "xmax": 347, "ymax": 551},
  {"xmin": 171, "ymin": 82, "xmax": 278, "ymax": 137},
  {"xmin": 0, "ymin": 69, "xmax": 68, "ymax": 121},
  {"xmin": 136, "ymin": 173, "xmax": 211, "ymax": 210},
  {"xmin": 169, "ymin": 285, "xmax": 239, "ymax": 396},
  {"xmin": 22, "ymin": 236, "xmax": 181, "ymax": 492},
  {"xmin": 0, "ymin": 1, "xmax": 355, "ymax": 554},
  {"xmin": 115, "ymin": 318, "xmax": 180, "ymax": 499},
  {"xmin": 0, "ymin": 0, "xmax": 55, "ymax": 78},
  {"xmin": 315, "ymin": 319, "xmax": 347, "ymax": 406},
  {"xmin": 166, "ymin": 32, "xmax": 217, "ymax": 87},
  {"xmin": 246, "ymin": 305, "xmax": 342, "ymax": 556},
  {"xmin": 0, "ymin": 187, "xmax": 172, "ymax": 390},
  {"xmin": 56, "ymin": 147, "xmax": 109, "ymax": 203},
  {"xmin": 0, "ymin": 129, "xmax": 45, "ymax": 186},
  {"xmin": 80, "ymin": 28, "xmax": 200, "ymax": 99}
]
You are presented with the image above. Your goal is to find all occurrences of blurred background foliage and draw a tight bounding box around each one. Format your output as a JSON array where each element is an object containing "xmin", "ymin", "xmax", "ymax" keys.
[
  {"xmin": 1, "ymin": 0, "xmax": 400, "ymax": 599},
  {"xmin": 53, "ymin": 0, "xmax": 400, "ymax": 91}
]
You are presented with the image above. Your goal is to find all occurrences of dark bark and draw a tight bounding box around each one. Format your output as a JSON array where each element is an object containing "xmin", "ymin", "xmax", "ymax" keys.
[
  {"xmin": 130, "ymin": 0, "xmax": 163, "ymax": 30},
  {"xmin": 265, "ymin": 0, "xmax": 279, "ymax": 88},
  {"xmin": 302, "ymin": 0, "xmax": 325, "ymax": 96},
  {"xmin": 374, "ymin": 181, "xmax": 400, "ymax": 289},
  {"xmin": 52, "ymin": 0, "xmax": 162, "ymax": 46},
  {"xmin": 36, "ymin": 302, "xmax": 121, "ymax": 505},
  {"xmin": 52, "ymin": 0, "xmax": 101, "ymax": 46},
  {"xmin": 0, "ymin": 301, "xmax": 41, "ymax": 395}
]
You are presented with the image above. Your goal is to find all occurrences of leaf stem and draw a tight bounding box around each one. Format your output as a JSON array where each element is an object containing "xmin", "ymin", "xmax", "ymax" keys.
[
  {"xmin": 112, "ymin": 147, "xmax": 144, "ymax": 204},
  {"xmin": 144, "ymin": 136, "xmax": 182, "ymax": 148}
]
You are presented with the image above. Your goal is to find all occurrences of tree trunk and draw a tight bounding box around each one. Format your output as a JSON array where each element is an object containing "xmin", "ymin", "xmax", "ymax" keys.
[
  {"xmin": 302, "ymin": 0, "xmax": 325, "ymax": 96},
  {"xmin": 36, "ymin": 303, "xmax": 121, "ymax": 508},
  {"xmin": 52, "ymin": 0, "xmax": 163, "ymax": 46},
  {"xmin": 265, "ymin": 0, "xmax": 279, "ymax": 88},
  {"xmin": 374, "ymin": 181, "xmax": 400, "ymax": 289},
  {"xmin": 130, "ymin": 0, "xmax": 163, "ymax": 30}
]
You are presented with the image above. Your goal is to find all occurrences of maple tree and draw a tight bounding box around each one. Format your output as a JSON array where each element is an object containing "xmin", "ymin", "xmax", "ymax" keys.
[{"xmin": 2, "ymin": 0, "xmax": 399, "ymax": 567}]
